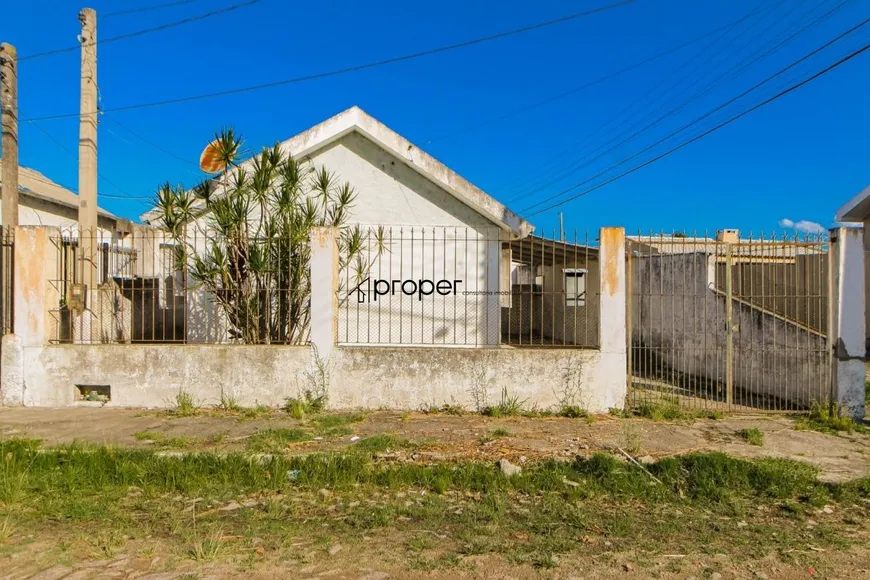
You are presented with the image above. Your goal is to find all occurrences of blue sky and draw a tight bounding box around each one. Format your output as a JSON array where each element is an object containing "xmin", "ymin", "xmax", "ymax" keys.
[{"xmin": 2, "ymin": 0, "xmax": 868, "ymax": 236}]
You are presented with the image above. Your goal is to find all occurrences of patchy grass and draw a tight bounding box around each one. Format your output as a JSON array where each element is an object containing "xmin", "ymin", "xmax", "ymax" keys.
[
  {"xmin": 737, "ymin": 428, "xmax": 764, "ymax": 446},
  {"xmin": 245, "ymin": 428, "xmax": 311, "ymax": 452},
  {"xmin": 1, "ymin": 438, "xmax": 869, "ymax": 572},
  {"xmin": 634, "ymin": 399, "xmax": 690, "ymax": 421},
  {"xmin": 632, "ymin": 399, "xmax": 725, "ymax": 422},
  {"xmin": 133, "ymin": 431, "xmax": 196, "ymax": 449},
  {"xmin": 795, "ymin": 403, "xmax": 868, "ymax": 435},
  {"xmin": 422, "ymin": 403, "xmax": 465, "ymax": 416},
  {"xmin": 556, "ymin": 405, "xmax": 588, "ymax": 419},
  {"xmin": 491, "ymin": 428, "xmax": 511, "ymax": 438},
  {"xmin": 353, "ymin": 434, "xmax": 415, "ymax": 454}
]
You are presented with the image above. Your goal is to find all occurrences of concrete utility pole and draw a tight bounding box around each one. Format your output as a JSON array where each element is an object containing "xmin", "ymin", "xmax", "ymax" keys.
[
  {"xmin": 78, "ymin": 8, "xmax": 98, "ymax": 296},
  {"xmin": 0, "ymin": 42, "xmax": 18, "ymax": 228}
]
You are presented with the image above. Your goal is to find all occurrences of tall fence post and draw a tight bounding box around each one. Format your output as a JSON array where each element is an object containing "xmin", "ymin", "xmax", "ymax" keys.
[
  {"xmin": 599, "ymin": 227, "xmax": 627, "ymax": 409},
  {"xmin": 1, "ymin": 227, "xmax": 55, "ymax": 405},
  {"xmin": 829, "ymin": 227, "xmax": 866, "ymax": 419},
  {"xmin": 309, "ymin": 227, "xmax": 339, "ymax": 359}
]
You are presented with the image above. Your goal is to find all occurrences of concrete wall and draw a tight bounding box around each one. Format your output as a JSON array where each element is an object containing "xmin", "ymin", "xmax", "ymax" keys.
[
  {"xmin": 1, "ymin": 226, "xmax": 628, "ymax": 413},
  {"xmin": 13, "ymin": 343, "xmax": 623, "ymax": 412},
  {"xmin": 631, "ymin": 252, "xmax": 829, "ymax": 407}
]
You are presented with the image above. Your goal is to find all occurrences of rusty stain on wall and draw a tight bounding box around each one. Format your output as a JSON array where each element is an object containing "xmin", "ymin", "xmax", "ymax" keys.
[{"xmin": 601, "ymin": 227, "xmax": 622, "ymax": 297}]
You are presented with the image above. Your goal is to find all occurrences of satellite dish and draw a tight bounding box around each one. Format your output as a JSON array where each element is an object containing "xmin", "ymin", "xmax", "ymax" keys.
[{"xmin": 199, "ymin": 140, "xmax": 227, "ymax": 174}]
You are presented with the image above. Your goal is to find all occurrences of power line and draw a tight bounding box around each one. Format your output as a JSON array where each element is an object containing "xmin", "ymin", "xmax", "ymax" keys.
[
  {"xmin": 21, "ymin": 115, "xmax": 153, "ymax": 201},
  {"xmin": 514, "ymin": 0, "xmax": 850, "ymax": 206},
  {"xmin": 502, "ymin": 0, "xmax": 778, "ymax": 202},
  {"xmin": 102, "ymin": 114, "xmax": 201, "ymax": 175},
  {"xmin": 421, "ymin": 4, "xmax": 768, "ymax": 146},
  {"xmin": 26, "ymin": 0, "xmax": 635, "ymax": 121},
  {"xmin": 524, "ymin": 40, "xmax": 870, "ymax": 218},
  {"xmin": 104, "ymin": 0, "xmax": 202, "ymax": 19},
  {"xmin": 19, "ymin": 0, "xmax": 262, "ymax": 62},
  {"xmin": 519, "ymin": 13, "xmax": 869, "ymax": 214}
]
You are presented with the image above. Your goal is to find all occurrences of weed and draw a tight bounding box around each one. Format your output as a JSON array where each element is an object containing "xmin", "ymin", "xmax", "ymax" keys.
[
  {"xmin": 491, "ymin": 428, "xmax": 511, "ymax": 438},
  {"xmin": 422, "ymin": 403, "xmax": 465, "ymax": 416},
  {"xmin": 246, "ymin": 428, "xmax": 311, "ymax": 452},
  {"xmin": 134, "ymin": 431, "xmax": 160, "ymax": 441},
  {"xmin": 737, "ymin": 428, "xmax": 764, "ymax": 446},
  {"xmin": 482, "ymin": 388, "xmax": 526, "ymax": 417},
  {"xmin": 300, "ymin": 346, "xmax": 330, "ymax": 411},
  {"xmin": 557, "ymin": 405, "xmax": 589, "ymax": 418},
  {"xmin": 218, "ymin": 393, "xmax": 242, "ymax": 413},
  {"xmin": 173, "ymin": 391, "xmax": 199, "ymax": 418},
  {"xmin": 609, "ymin": 407, "xmax": 628, "ymax": 418},
  {"xmin": 468, "ymin": 364, "xmax": 489, "ymax": 413},
  {"xmin": 795, "ymin": 403, "xmax": 867, "ymax": 435},
  {"xmin": 555, "ymin": 354, "xmax": 587, "ymax": 417},
  {"xmin": 284, "ymin": 391, "xmax": 328, "ymax": 420},
  {"xmin": 620, "ymin": 421, "xmax": 642, "ymax": 455},
  {"xmin": 188, "ymin": 527, "xmax": 225, "ymax": 561},
  {"xmin": 0, "ymin": 516, "xmax": 15, "ymax": 542}
]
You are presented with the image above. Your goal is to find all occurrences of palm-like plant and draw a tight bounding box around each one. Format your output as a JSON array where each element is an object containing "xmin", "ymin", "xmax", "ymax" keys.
[{"xmin": 155, "ymin": 128, "xmax": 382, "ymax": 344}]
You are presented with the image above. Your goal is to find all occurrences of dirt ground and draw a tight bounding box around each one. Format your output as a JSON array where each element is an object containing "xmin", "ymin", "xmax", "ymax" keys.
[
  {"xmin": 1, "ymin": 407, "xmax": 868, "ymax": 483},
  {"xmin": 2, "ymin": 408, "xmax": 870, "ymax": 579}
]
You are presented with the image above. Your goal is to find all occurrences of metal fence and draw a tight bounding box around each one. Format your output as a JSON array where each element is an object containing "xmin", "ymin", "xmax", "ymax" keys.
[
  {"xmin": 0, "ymin": 226, "xmax": 13, "ymax": 335},
  {"xmin": 337, "ymin": 226, "xmax": 600, "ymax": 348},
  {"xmin": 627, "ymin": 231, "xmax": 830, "ymax": 412},
  {"xmin": 49, "ymin": 227, "xmax": 312, "ymax": 345},
  {"xmin": 47, "ymin": 225, "xmax": 603, "ymax": 349}
]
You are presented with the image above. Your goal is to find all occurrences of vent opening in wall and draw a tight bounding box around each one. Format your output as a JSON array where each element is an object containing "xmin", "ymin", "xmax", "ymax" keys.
[{"xmin": 75, "ymin": 384, "xmax": 111, "ymax": 406}]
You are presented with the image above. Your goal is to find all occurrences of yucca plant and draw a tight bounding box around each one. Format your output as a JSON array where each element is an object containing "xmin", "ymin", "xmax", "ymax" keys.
[{"xmin": 155, "ymin": 128, "xmax": 383, "ymax": 344}]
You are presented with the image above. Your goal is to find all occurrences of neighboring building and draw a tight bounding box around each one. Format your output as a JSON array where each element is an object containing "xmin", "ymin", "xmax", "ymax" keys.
[
  {"xmin": 0, "ymin": 163, "xmax": 130, "ymax": 235},
  {"xmin": 835, "ymin": 185, "xmax": 870, "ymax": 348},
  {"xmin": 137, "ymin": 106, "xmax": 536, "ymax": 345}
]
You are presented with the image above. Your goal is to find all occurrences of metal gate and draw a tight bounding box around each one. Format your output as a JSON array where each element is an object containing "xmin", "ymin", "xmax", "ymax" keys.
[{"xmin": 627, "ymin": 231, "xmax": 830, "ymax": 412}]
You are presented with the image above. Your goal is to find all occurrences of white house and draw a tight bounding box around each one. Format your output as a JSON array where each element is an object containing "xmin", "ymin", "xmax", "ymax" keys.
[{"xmin": 138, "ymin": 106, "xmax": 535, "ymax": 346}]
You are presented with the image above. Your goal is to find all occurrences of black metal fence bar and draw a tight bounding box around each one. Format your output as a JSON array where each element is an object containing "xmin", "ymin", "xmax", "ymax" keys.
[{"xmin": 337, "ymin": 226, "xmax": 600, "ymax": 349}]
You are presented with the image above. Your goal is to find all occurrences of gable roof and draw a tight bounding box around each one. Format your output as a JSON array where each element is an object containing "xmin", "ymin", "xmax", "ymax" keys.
[
  {"xmin": 140, "ymin": 106, "xmax": 533, "ymax": 238},
  {"xmin": 835, "ymin": 185, "xmax": 870, "ymax": 223},
  {"xmin": 0, "ymin": 163, "xmax": 117, "ymax": 220}
]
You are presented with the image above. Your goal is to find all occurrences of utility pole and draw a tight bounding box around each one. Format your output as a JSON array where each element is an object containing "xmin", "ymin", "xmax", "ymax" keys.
[
  {"xmin": 78, "ymin": 8, "xmax": 98, "ymax": 307},
  {"xmin": 77, "ymin": 9, "xmax": 98, "ymax": 343},
  {"xmin": 0, "ymin": 43, "xmax": 18, "ymax": 228},
  {"xmin": 559, "ymin": 212, "xmax": 565, "ymax": 242}
]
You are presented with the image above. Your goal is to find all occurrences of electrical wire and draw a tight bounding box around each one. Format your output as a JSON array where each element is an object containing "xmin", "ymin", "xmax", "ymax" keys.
[
  {"xmin": 519, "ymin": 13, "xmax": 869, "ymax": 214},
  {"xmin": 512, "ymin": 0, "xmax": 851, "ymax": 205},
  {"xmin": 21, "ymin": 115, "xmax": 154, "ymax": 201},
  {"xmin": 502, "ymin": 0, "xmax": 780, "ymax": 201},
  {"xmin": 102, "ymin": 114, "xmax": 201, "ymax": 175},
  {"xmin": 420, "ymin": 5, "xmax": 763, "ymax": 146},
  {"xmin": 19, "ymin": 0, "xmax": 262, "ymax": 61},
  {"xmin": 26, "ymin": 0, "xmax": 635, "ymax": 121},
  {"xmin": 524, "ymin": 39, "xmax": 870, "ymax": 218},
  {"xmin": 104, "ymin": 0, "xmax": 202, "ymax": 19}
]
